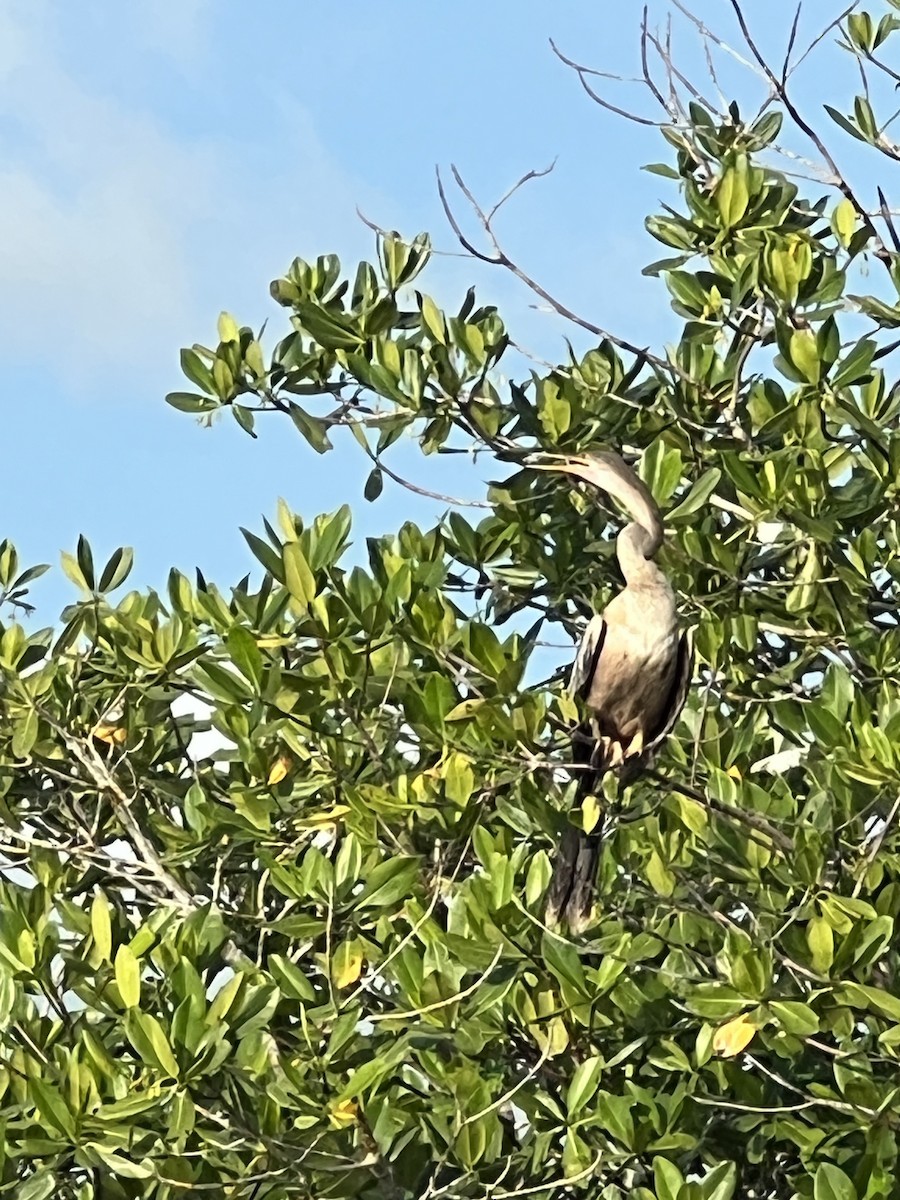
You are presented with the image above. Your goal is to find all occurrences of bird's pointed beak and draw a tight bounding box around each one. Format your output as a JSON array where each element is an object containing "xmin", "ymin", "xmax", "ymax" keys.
[{"xmin": 524, "ymin": 452, "xmax": 581, "ymax": 474}]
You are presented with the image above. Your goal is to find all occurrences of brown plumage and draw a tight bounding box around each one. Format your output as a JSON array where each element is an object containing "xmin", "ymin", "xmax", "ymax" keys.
[{"xmin": 528, "ymin": 451, "xmax": 693, "ymax": 932}]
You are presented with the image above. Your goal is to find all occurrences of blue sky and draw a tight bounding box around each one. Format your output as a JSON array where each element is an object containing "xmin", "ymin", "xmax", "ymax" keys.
[{"xmin": 0, "ymin": 0, "xmax": 862, "ymax": 621}]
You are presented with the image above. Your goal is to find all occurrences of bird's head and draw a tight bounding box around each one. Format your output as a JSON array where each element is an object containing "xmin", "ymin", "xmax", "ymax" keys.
[
  {"xmin": 525, "ymin": 449, "xmax": 633, "ymax": 488},
  {"xmin": 525, "ymin": 449, "xmax": 663, "ymax": 556}
]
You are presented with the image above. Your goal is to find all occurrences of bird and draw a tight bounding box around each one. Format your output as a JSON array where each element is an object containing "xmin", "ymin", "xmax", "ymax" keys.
[{"xmin": 527, "ymin": 450, "xmax": 694, "ymax": 932}]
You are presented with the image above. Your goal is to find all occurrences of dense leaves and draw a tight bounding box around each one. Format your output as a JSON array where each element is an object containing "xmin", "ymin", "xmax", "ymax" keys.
[{"xmin": 6, "ymin": 5, "xmax": 900, "ymax": 1198}]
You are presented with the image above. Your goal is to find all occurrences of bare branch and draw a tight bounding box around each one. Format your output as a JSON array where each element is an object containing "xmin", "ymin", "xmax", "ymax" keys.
[
  {"xmin": 669, "ymin": 0, "xmax": 770, "ymax": 81},
  {"xmin": 641, "ymin": 4, "xmax": 677, "ymax": 116},
  {"xmin": 650, "ymin": 769, "xmax": 795, "ymax": 853},
  {"xmin": 436, "ymin": 164, "xmax": 662, "ymax": 370},
  {"xmin": 361, "ymin": 441, "xmax": 493, "ymax": 509},
  {"xmin": 787, "ymin": 2, "xmax": 861, "ymax": 78},
  {"xmin": 550, "ymin": 38, "xmax": 665, "ymax": 127},
  {"xmin": 489, "ymin": 159, "xmax": 557, "ymax": 223},
  {"xmin": 877, "ymin": 186, "xmax": 900, "ymax": 252},
  {"xmin": 726, "ymin": 0, "xmax": 890, "ymax": 266},
  {"xmin": 780, "ymin": 3, "xmax": 803, "ymax": 85}
]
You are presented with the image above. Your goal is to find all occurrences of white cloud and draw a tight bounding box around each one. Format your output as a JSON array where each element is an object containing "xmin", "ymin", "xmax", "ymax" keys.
[{"xmin": 0, "ymin": 1, "xmax": 373, "ymax": 385}]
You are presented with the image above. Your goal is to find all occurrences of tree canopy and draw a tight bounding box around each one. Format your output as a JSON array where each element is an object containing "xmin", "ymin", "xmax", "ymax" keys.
[{"xmin": 4, "ymin": 5, "xmax": 900, "ymax": 1198}]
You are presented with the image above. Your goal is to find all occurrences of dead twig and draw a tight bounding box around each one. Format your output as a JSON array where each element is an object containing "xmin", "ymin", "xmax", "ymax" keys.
[{"xmin": 436, "ymin": 163, "xmax": 661, "ymax": 372}]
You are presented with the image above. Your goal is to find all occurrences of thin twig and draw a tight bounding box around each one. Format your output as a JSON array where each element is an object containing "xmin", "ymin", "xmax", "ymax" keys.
[
  {"xmin": 780, "ymin": 3, "xmax": 803, "ymax": 85},
  {"xmin": 436, "ymin": 164, "xmax": 662, "ymax": 371},
  {"xmin": 726, "ymin": 0, "xmax": 890, "ymax": 265},
  {"xmin": 361, "ymin": 441, "xmax": 493, "ymax": 509},
  {"xmin": 650, "ymin": 770, "xmax": 795, "ymax": 853},
  {"xmin": 788, "ymin": 2, "xmax": 861, "ymax": 78},
  {"xmin": 550, "ymin": 39, "xmax": 665, "ymax": 127}
]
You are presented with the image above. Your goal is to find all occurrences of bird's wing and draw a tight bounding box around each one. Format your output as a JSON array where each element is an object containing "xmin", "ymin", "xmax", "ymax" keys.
[
  {"xmin": 646, "ymin": 626, "xmax": 694, "ymax": 753},
  {"xmin": 567, "ymin": 615, "xmax": 607, "ymax": 702}
]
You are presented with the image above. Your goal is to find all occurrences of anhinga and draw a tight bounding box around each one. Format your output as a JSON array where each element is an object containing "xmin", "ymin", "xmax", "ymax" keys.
[{"xmin": 528, "ymin": 450, "xmax": 693, "ymax": 932}]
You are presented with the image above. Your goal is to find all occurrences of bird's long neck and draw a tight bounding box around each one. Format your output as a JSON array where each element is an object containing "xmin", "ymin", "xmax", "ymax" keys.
[{"xmin": 616, "ymin": 522, "xmax": 668, "ymax": 588}]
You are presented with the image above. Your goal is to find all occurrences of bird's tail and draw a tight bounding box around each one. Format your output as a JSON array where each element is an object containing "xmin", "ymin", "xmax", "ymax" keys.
[
  {"xmin": 545, "ymin": 822, "xmax": 601, "ymax": 933},
  {"xmin": 545, "ymin": 724, "xmax": 610, "ymax": 932}
]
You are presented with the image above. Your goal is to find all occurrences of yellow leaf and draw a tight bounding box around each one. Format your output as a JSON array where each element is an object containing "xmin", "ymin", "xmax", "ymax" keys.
[
  {"xmin": 282, "ymin": 542, "xmax": 317, "ymax": 608},
  {"xmin": 329, "ymin": 1098, "xmax": 358, "ymax": 1128},
  {"xmin": 443, "ymin": 752, "xmax": 475, "ymax": 806},
  {"xmin": 832, "ymin": 198, "xmax": 857, "ymax": 248},
  {"xmin": 789, "ymin": 328, "xmax": 820, "ymax": 385},
  {"xmin": 294, "ymin": 805, "xmax": 349, "ymax": 829},
  {"xmin": 807, "ymin": 915, "xmax": 834, "ymax": 974},
  {"xmin": 91, "ymin": 891, "xmax": 113, "ymax": 962},
  {"xmin": 267, "ymin": 755, "xmax": 292, "ymax": 786},
  {"xmin": 713, "ymin": 1012, "xmax": 758, "ymax": 1057},
  {"xmin": 716, "ymin": 155, "xmax": 750, "ymax": 227},
  {"xmin": 332, "ymin": 939, "xmax": 364, "ymax": 989},
  {"xmin": 646, "ymin": 851, "xmax": 676, "ymax": 897},
  {"xmin": 675, "ymin": 794, "xmax": 708, "ymax": 835},
  {"xmin": 726, "ymin": 765, "xmax": 742, "ymax": 781},
  {"xmin": 445, "ymin": 698, "xmax": 486, "ymax": 721},
  {"xmin": 581, "ymin": 794, "xmax": 601, "ymax": 835},
  {"xmin": 92, "ymin": 723, "xmax": 126, "ymax": 745},
  {"xmin": 217, "ymin": 311, "xmax": 240, "ymax": 343},
  {"xmin": 420, "ymin": 295, "xmax": 446, "ymax": 344},
  {"xmin": 115, "ymin": 945, "xmax": 141, "ymax": 1009}
]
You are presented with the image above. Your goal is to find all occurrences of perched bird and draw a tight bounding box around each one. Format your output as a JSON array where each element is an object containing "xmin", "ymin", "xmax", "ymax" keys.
[{"xmin": 527, "ymin": 450, "xmax": 693, "ymax": 931}]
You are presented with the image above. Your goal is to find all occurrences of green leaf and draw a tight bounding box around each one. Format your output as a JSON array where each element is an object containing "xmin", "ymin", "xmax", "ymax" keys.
[
  {"xmin": 541, "ymin": 932, "xmax": 587, "ymax": 993},
  {"xmin": 166, "ymin": 391, "xmax": 217, "ymax": 413},
  {"xmin": 12, "ymin": 708, "xmax": 38, "ymax": 758},
  {"xmin": 355, "ymin": 858, "xmax": 418, "ymax": 908},
  {"xmin": 788, "ymin": 328, "xmax": 820, "ymax": 384},
  {"xmin": 180, "ymin": 346, "xmax": 216, "ymax": 392},
  {"xmin": 824, "ymin": 103, "xmax": 868, "ymax": 143},
  {"xmin": 76, "ymin": 534, "xmax": 95, "ymax": 590},
  {"xmin": 336, "ymin": 1037, "xmax": 409, "ymax": 1100},
  {"xmin": 668, "ymin": 467, "xmax": 722, "ymax": 522},
  {"xmin": 641, "ymin": 439, "xmax": 683, "ymax": 505},
  {"xmin": 703, "ymin": 1162, "xmax": 737, "ymax": 1200},
  {"xmin": 654, "ymin": 1157, "xmax": 685, "ymax": 1200},
  {"xmin": 832, "ymin": 338, "xmax": 876, "ymax": 388},
  {"xmin": 420, "ymin": 294, "xmax": 446, "ymax": 343},
  {"xmin": 442, "ymin": 752, "xmax": 475, "ymax": 806},
  {"xmin": 97, "ymin": 546, "xmax": 134, "ymax": 593},
  {"xmin": 364, "ymin": 466, "xmax": 384, "ymax": 501},
  {"xmin": 298, "ymin": 302, "xmax": 364, "ymax": 350},
  {"xmin": 241, "ymin": 528, "xmax": 284, "ymax": 580},
  {"xmin": 288, "ymin": 402, "xmax": 333, "ymax": 453},
  {"xmin": 227, "ymin": 625, "xmax": 264, "ymax": 690},
  {"xmin": 831, "ymin": 199, "xmax": 856, "ymax": 249},
  {"xmin": 125, "ymin": 1010, "xmax": 180, "ymax": 1077},
  {"xmin": 17, "ymin": 1171, "xmax": 57, "ymax": 1200},
  {"xmin": 807, "ymin": 917, "xmax": 834, "ymax": 974},
  {"xmin": 646, "ymin": 851, "xmax": 676, "ymax": 896},
  {"xmin": 232, "ymin": 403, "xmax": 257, "ymax": 437},
  {"xmin": 769, "ymin": 1000, "xmax": 819, "ymax": 1036},
  {"xmin": 814, "ymin": 1163, "xmax": 857, "ymax": 1200},
  {"xmin": 282, "ymin": 542, "xmax": 317, "ymax": 608},
  {"xmin": 60, "ymin": 550, "xmax": 90, "ymax": 593},
  {"xmin": 566, "ymin": 1056, "xmax": 603, "ymax": 1115},
  {"xmin": 31, "ymin": 1080, "xmax": 76, "ymax": 1138}
]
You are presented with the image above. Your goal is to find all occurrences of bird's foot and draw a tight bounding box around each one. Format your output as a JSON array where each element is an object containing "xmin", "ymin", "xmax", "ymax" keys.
[{"xmin": 623, "ymin": 729, "xmax": 644, "ymax": 758}]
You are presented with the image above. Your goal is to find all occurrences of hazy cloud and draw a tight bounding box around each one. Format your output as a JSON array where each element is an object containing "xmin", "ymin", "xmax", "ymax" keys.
[{"xmin": 0, "ymin": 0, "xmax": 374, "ymax": 385}]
